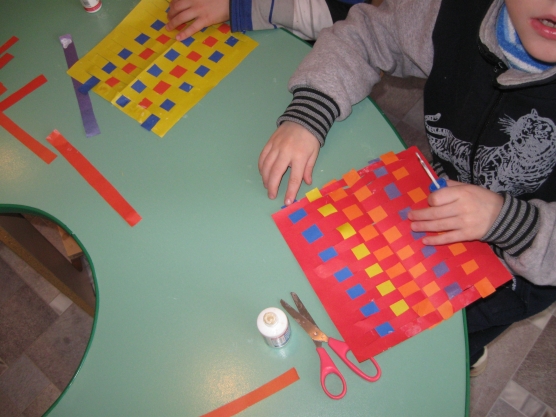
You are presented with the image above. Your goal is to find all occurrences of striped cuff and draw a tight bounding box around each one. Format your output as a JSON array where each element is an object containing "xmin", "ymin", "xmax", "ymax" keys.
[
  {"xmin": 230, "ymin": 0, "xmax": 253, "ymax": 32},
  {"xmin": 481, "ymin": 193, "xmax": 540, "ymax": 257},
  {"xmin": 276, "ymin": 87, "xmax": 340, "ymax": 146}
]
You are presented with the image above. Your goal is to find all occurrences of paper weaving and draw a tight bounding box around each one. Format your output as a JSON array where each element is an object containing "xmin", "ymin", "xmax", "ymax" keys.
[
  {"xmin": 66, "ymin": 0, "xmax": 257, "ymax": 137},
  {"xmin": 273, "ymin": 147, "xmax": 512, "ymax": 361}
]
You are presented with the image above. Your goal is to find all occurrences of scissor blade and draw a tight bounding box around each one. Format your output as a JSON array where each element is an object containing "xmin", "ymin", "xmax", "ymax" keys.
[
  {"xmin": 290, "ymin": 292, "xmax": 318, "ymax": 327},
  {"xmin": 280, "ymin": 299, "xmax": 328, "ymax": 343}
]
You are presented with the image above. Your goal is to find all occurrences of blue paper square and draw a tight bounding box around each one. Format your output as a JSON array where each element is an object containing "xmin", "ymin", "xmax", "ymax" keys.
[
  {"xmin": 385, "ymin": 183, "xmax": 401, "ymax": 200},
  {"xmin": 433, "ymin": 261, "xmax": 449, "ymax": 278},
  {"xmin": 181, "ymin": 37, "xmax": 195, "ymax": 47},
  {"xmin": 179, "ymin": 82, "xmax": 193, "ymax": 92},
  {"xmin": 360, "ymin": 301, "xmax": 379, "ymax": 317},
  {"xmin": 445, "ymin": 282, "xmax": 462, "ymax": 299},
  {"xmin": 102, "ymin": 62, "xmax": 117, "ymax": 74},
  {"xmin": 131, "ymin": 80, "xmax": 147, "ymax": 93},
  {"xmin": 421, "ymin": 245, "xmax": 437, "ymax": 258},
  {"xmin": 376, "ymin": 322, "xmax": 394, "ymax": 337},
  {"xmin": 225, "ymin": 36, "xmax": 239, "ymax": 47},
  {"xmin": 115, "ymin": 95, "xmax": 130, "ymax": 107},
  {"xmin": 318, "ymin": 247, "xmax": 338, "ymax": 262},
  {"xmin": 151, "ymin": 19, "xmax": 165, "ymax": 30},
  {"xmin": 411, "ymin": 230, "xmax": 426, "ymax": 240},
  {"xmin": 302, "ymin": 225, "xmax": 323, "ymax": 244},
  {"xmin": 165, "ymin": 49, "xmax": 180, "ymax": 61},
  {"xmin": 398, "ymin": 207, "xmax": 411, "ymax": 221},
  {"xmin": 288, "ymin": 208, "xmax": 307, "ymax": 224},
  {"xmin": 147, "ymin": 64, "xmax": 163, "ymax": 77},
  {"xmin": 347, "ymin": 284, "xmax": 365, "ymax": 300},
  {"xmin": 135, "ymin": 33, "xmax": 150, "ymax": 45},
  {"xmin": 141, "ymin": 114, "xmax": 160, "ymax": 131},
  {"xmin": 209, "ymin": 51, "xmax": 224, "ymax": 63},
  {"xmin": 118, "ymin": 48, "xmax": 132, "ymax": 59},
  {"xmin": 160, "ymin": 99, "xmax": 175, "ymax": 111},
  {"xmin": 374, "ymin": 166, "xmax": 388, "ymax": 177},
  {"xmin": 195, "ymin": 65, "xmax": 210, "ymax": 77},
  {"xmin": 78, "ymin": 76, "xmax": 100, "ymax": 94},
  {"xmin": 333, "ymin": 267, "xmax": 353, "ymax": 282}
]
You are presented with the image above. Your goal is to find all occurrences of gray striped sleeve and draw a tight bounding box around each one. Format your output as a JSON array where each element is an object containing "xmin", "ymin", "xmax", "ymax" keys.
[
  {"xmin": 276, "ymin": 87, "xmax": 340, "ymax": 146},
  {"xmin": 481, "ymin": 193, "xmax": 540, "ymax": 257}
]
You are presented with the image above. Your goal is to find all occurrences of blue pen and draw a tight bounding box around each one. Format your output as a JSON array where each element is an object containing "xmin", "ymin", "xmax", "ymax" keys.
[{"xmin": 416, "ymin": 153, "xmax": 447, "ymax": 192}]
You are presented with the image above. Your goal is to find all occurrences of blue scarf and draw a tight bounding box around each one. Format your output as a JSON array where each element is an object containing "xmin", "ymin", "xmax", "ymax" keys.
[{"xmin": 496, "ymin": 4, "xmax": 553, "ymax": 73}]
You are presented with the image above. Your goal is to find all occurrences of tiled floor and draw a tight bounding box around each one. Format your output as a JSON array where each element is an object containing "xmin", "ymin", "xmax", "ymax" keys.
[{"xmin": 0, "ymin": 75, "xmax": 555, "ymax": 417}]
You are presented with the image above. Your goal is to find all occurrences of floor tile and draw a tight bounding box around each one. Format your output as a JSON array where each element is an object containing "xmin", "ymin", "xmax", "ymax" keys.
[
  {"xmin": 49, "ymin": 292, "xmax": 73, "ymax": 315},
  {"xmin": 393, "ymin": 120, "xmax": 432, "ymax": 161},
  {"xmin": 501, "ymin": 380, "xmax": 547, "ymax": 417},
  {"xmin": 470, "ymin": 320, "xmax": 541, "ymax": 417},
  {"xmin": 0, "ymin": 243, "xmax": 60, "ymax": 305},
  {"xmin": 0, "ymin": 390, "xmax": 19, "ymax": 417},
  {"xmin": 513, "ymin": 316, "xmax": 556, "ymax": 410},
  {"xmin": 0, "ymin": 354, "xmax": 50, "ymax": 412},
  {"xmin": 488, "ymin": 399, "xmax": 527, "ymax": 417},
  {"xmin": 0, "ymin": 357, "xmax": 8, "ymax": 378},
  {"xmin": 0, "ymin": 285, "xmax": 58, "ymax": 364},
  {"xmin": 26, "ymin": 303, "xmax": 93, "ymax": 391},
  {"xmin": 22, "ymin": 383, "xmax": 61, "ymax": 417},
  {"xmin": 542, "ymin": 408, "xmax": 556, "ymax": 417},
  {"xmin": 528, "ymin": 303, "xmax": 556, "ymax": 330},
  {"xmin": 0, "ymin": 256, "xmax": 25, "ymax": 307}
]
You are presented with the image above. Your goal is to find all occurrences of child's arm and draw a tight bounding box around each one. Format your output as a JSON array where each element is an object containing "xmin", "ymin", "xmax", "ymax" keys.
[
  {"xmin": 409, "ymin": 182, "xmax": 556, "ymax": 286},
  {"xmin": 258, "ymin": 122, "xmax": 320, "ymax": 205},
  {"xmin": 407, "ymin": 180, "xmax": 504, "ymax": 245},
  {"xmin": 261, "ymin": 0, "xmax": 440, "ymax": 204},
  {"xmin": 167, "ymin": 0, "xmax": 362, "ymax": 42}
]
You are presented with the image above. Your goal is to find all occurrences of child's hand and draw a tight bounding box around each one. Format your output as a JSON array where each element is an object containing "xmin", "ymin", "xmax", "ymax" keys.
[
  {"xmin": 407, "ymin": 180, "xmax": 504, "ymax": 245},
  {"xmin": 166, "ymin": 0, "xmax": 230, "ymax": 41},
  {"xmin": 259, "ymin": 122, "xmax": 320, "ymax": 206}
]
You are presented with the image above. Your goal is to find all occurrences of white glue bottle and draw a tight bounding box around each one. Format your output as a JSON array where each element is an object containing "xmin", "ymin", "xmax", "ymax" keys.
[
  {"xmin": 257, "ymin": 307, "xmax": 291, "ymax": 348},
  {"xmin": 80, "ymin": 0, "xmax": 102, "ymax": 13}
]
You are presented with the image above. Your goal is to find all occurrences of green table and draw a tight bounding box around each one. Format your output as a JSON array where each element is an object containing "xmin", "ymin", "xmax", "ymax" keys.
[{"xmin": 0, "ymin": 1, "xmax": 467, "ymax": 415}]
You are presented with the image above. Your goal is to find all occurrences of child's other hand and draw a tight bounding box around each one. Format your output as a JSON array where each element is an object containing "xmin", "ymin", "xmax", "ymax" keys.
[
  {"xmin": 166, "ymin": 0, "xmax": 230, "ymax": 41},
  {"xmin": 259, "ymin": 122, "xmax": 320, "ymax": 206},
  {"xmin": 407, "ymin": 180, "xmax": 504, "ymax": 245}
]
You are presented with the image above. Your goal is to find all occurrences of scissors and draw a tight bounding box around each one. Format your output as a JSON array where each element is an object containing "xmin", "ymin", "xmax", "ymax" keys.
[{"xmin": 280, "ymin": 292, "xmax": 381, "ymax": 400}]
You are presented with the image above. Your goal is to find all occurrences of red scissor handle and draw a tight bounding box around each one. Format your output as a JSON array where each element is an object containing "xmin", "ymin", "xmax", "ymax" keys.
[
  {"xmin": 316, "ymin": 346, "xmax": 347, "ymax": 400},
  {"xmin": 328, "ymin": 338, "xmax": 381, "ymax": 382}
]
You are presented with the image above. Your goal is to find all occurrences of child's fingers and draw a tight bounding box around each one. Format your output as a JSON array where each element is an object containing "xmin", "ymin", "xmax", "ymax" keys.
[
  {"xmin": 266, "ymin": 155, "xmax": 290, "ymax": 200},
  {"xmin": 176, "ymin": 19, "xmax": 205, "ymax": 41},
  {"xmin": 421, "ymin": 231, "xmax": 465, "ymax": 246},
  {"xmin": 284, "ymin": 159, "xmax": 306, "ymax": 205}
]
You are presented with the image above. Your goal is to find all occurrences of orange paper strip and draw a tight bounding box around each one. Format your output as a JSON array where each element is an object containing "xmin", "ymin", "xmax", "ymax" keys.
[
  {"xmin": 200, "ymin": 368, "xmax": 299, "ymax": 417},
  {"xmin": 0, "ymin": 74, "xmax": 47, "ymax": 112},
  {"xmin": 0, "ymin": 113, "xmax": 57, "ymax": 164},
  {"xmin": 46, "ymin": 130, "xmax": 142, "ymax": 227}
]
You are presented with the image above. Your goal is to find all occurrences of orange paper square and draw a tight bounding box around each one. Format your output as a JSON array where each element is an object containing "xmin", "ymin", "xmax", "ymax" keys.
[
  {"xmin": 438, "ymin": 301, "xmax": 454, "ymax": 319},
  {"xmin": 386, "ymin": 262, "xmax": 406, "ymax": 279},
  {"xmin": 393, "ymin": 167, "xmax": 409, "ymax": 180},
  {"xmin": 380, "ymin": 151, "xmax": 399, "ymax": 165},
  {"xmin": 399, "ymin": 281, "xmax": 420, "ymax": 297},
  {"xmin": 409, "ymin": 262, "xmax": 426, "ymax": 278},
  {"xmin": 423, "ymin": 281, "xmax": 440, "ymax": 297},
  {"xmin": 475, "ymin": 277, "xmax": 496, "ymax": 297},
  {"xmin": 383, "ymin": 226, "xmax": 402, "ymax": 244},
  {"xmin": 408, "ymin": 187, "xmax": 427, "ymax": 203},
  {"xmin": 368, "ymin": 206, "xmax": 388, "ymax": 223},
  {"xmin": 462, "ymin": 259, "xmax": 479, "ymax": 275},
  {"xmin": 374, "ymin": 245, "xmax": 394, "ymax": 261},
  {"xmin": 448, "ymin": 243, "xmax": 467, "ymax": 256},
  {"xmin": 343, "ymin": 204, "xmax": 364, "ymax": 220},
  {"xmin": 413, "ymin": 299, "xmax": 435, "ymax": 317},
  {"xmin": 329, "ymin": 187, "xmax": 348, "ymax": 202},
  {"xmin": 359, "ymin": 224, "xmax": 379, "ymax": 241},
  {"xmin": 354, "ymin": 185, "xmax": 372, "ymax": 202},
  {"xmin": 397, "ymin": 245, "xmax": 414, "ymax": 260},
  {"xmin": 343, "ymin": 169, "xmax": 361, "ymax": 187}
]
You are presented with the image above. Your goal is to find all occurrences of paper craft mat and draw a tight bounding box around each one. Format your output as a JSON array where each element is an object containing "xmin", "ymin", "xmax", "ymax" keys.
[
  {"xmin": 273, "ymin": 147, "xmax": 512, "ymax": 361},
  {"xmin": 67, "ymin": 0, "xmax": 258, "ymax": 137}
]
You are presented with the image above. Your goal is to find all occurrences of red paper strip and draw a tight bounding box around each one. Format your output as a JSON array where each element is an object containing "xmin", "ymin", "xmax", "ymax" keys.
[
  {"xmin": 0, "ymin": 113, "xmax": 57, "ymax": 164},
  {"xmin": 200, "ymin": 368, "xmax": 299, "ymax": 417},
  {"xmin": 0, "ymin": 53, "xmax": 14, "ymax": 69},
  {"xmin": 45, "ymin": 130, "xmax": 142, "ymax": 227},
  {"xmin": 0, "ymin": 82, "xmax": 6, "ymax": 96},
  {"xmin": 0, "ymin": 36, "xmax": 18, "ymax": 55},
  {"xmin": 0, "ymin": 74, "xmax": 47, "ymax": 112}
]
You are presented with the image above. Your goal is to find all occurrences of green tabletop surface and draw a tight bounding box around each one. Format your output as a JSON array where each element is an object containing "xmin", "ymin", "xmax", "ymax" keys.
[{"xmin": 0, "ymin": 1, "xmax": 467, "ymax": 415}]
